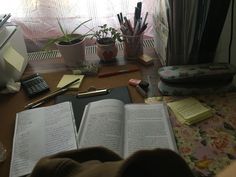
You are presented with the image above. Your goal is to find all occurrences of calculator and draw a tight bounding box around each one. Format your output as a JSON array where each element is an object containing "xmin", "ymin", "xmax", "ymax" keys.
[{"xmin": 21, "ymin": 73, "xmax": 50, "ymax": 97}]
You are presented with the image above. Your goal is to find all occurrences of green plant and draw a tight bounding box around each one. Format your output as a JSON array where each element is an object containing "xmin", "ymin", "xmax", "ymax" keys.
[
  {"xmin": 92, "ymin": 24, "xmax": 122, "ymax": 45},
  {"xmin": 43, "ymin": 19, "xmax": 92, "ymax": 49}
]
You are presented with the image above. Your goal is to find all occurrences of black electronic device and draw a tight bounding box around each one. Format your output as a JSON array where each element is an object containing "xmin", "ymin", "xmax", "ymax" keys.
[{"xmin": 21, "ymin": 73, "xmax": 49, "ymax": 97}]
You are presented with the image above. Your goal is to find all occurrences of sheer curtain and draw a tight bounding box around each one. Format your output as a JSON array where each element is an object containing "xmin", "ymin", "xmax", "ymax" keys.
[
  {"xmin": 166, "ymin": 0, "xmax": 231, "ymax": 65},
  {"xmin": 1, "ymin": 0, "xmax": 154, "ymax": 50}
]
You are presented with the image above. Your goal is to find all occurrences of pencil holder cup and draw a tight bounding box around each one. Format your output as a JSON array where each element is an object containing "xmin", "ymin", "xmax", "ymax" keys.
[{"xmin": 123, "ymin": 34, "xmax": 143, "ymax": 60}]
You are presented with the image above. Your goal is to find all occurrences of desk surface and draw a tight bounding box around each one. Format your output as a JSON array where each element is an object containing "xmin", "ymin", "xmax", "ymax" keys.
[
  {"xmin": 1, "ymin": 44, "xmax": 236, "ymax": 177},
  {"xmin": 0, "ymin": 45, "xmax": 162, "ymax": 177}
]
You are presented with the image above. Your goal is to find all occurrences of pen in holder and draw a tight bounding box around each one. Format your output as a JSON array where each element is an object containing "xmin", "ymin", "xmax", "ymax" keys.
[{"xmin": 123, "ymin": 34, "xmax": 143, "ymax": 60}]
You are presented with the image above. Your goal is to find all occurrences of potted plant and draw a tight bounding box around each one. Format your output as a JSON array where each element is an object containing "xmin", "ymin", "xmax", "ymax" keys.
[
  {"xmin": 44, "ymin": 19, "xmax": 92, "ymax": 68},
  {"xmin": 92, "ymin": 24, "xmax": 122, "ymax": 62}
]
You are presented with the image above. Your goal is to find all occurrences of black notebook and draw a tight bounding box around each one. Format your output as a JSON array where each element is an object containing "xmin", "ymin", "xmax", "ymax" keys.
[{"xmin": 55, "ymin": 86, "xmax": 132, "ymax": 130}]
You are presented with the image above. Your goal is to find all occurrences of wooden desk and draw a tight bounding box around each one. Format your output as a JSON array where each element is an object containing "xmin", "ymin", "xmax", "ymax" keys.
[{"xmin": 0, "ymin": 45, "xmax": 162, "ymax": 177}]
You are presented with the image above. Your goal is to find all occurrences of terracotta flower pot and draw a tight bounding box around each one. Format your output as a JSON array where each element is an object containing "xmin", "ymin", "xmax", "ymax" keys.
[
  {"xmin": 96, "ymin": 42, "xmax": 118, "ymax": 62},
  {"xmin": 56, "ymin": 38, "xmax": 85, "ymax": 68}
]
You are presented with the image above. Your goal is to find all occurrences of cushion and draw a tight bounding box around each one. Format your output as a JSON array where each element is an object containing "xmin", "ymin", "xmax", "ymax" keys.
[
  {"xmin": 158, "ymin": 78, "xmax": 236, "ymax": 96},
  {"xmin": 158, "ymin": 63, "xmax": 236, "ymax": 84}
]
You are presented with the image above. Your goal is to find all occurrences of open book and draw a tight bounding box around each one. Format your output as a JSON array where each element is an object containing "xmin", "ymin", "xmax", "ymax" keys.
[
  {"xmin": 10, "ymin": 99, "xmax": 177, "ymax": 177},
  {"xmin": 78, "ymin": 99, "xmax": 177, "ymax": 157},
  {"xmin": 10, "ymin": 102, "xmax": 77, "ymax": 177}
]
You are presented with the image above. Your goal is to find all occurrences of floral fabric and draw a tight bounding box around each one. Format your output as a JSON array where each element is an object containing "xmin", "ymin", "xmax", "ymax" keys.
[{"xmin": 164, "ymin": 93, "xmax": 236, "ymax": 177}]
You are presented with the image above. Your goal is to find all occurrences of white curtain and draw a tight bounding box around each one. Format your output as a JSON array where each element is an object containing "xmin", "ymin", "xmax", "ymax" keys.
[
  {"xmin": 166, "ymin": 0, "xmax": 231, "ymax": 65},
  {"xmin": 1, "ymin": 0, "xmax": 154, "ymax": 45}
]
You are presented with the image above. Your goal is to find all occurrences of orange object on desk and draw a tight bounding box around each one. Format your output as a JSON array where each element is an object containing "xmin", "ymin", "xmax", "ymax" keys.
[{"xmin": 98, "ymin": 67, "xmax": 139, "ymax": 77}]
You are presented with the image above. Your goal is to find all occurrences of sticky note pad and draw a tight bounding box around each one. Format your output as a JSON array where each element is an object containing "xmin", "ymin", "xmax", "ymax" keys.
[
  {"xmin": 167, "ymin": 97, "xmax": 213, "ymax": 125},
  {"xmin": 57, "ymin": 75, "xmax": 84, "ymax": 89},
  {"xmin": 3, "ymin": 46, "xmax": 25, "ymax": 72}
]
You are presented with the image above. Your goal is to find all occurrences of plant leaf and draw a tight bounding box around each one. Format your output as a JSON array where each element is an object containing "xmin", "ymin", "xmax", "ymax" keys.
[
  {"xmin": 57, "ymin": 19, "xmax": 67, "ymax": 36},
  {"xmin": 71, "ymin": 19, "xmax": 92, "ymax": 34}
]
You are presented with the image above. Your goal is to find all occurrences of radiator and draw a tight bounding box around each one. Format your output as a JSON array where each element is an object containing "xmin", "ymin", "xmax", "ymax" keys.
[{"xmin": 28, "ymin": 38, "xmax": 154, "ymax": 61}]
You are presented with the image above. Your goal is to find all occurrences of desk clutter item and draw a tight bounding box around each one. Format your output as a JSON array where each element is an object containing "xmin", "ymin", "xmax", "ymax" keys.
[
  {"xmin": 158, "ymin": 63, "xmax": 236, "ymax": 95},
  {"xmin": 138, "ymin": 54, "xmax": 154, "ymax": 65},
  {"xmin": 129, "ymin": 78, "xmax": 149, "ymax": 97},
  {"xmin": 98, "ymin": 64, "xmax": 140, "ymax": 77},
  {"xmin": 72, "ymin": 63, "xmax": 99, "ymax": 76},
  {"xmin": 21, "ymin": 73, "xmax": 49, "ymax": 97},
  {"xmin": 57, "ymin": 74, "xmax": 84, "ymax": 90},
  {"xmin": 167, "ymin": 97, "xmax": 213, "ymax": 125},
  {"xmin": 117, "ymin": 2, "xmax": 148, "ymax": 60}
]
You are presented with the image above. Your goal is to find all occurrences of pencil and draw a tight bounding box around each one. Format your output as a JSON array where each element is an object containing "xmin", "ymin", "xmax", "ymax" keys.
[
  {"xmin": 24, "ymin": 78, "xmax": 80, "ymax": 109},
  {"xmin": 98, "ymin": 68, "xmax": 139, "ymax": 77}
]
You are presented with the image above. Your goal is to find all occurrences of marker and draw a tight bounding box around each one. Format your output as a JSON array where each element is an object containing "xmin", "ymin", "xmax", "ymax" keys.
[{"xmin": 136, "ymin": 85, "xmax": 147, "ymax": 97}]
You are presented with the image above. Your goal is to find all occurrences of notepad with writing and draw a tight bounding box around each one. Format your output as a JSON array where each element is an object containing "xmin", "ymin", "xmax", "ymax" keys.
[
  {"xmin": 10, "ymin": 102, "xmax": 77, "ymax": 177},
  {"xmin": 167, "ymin": 97, "xmax": 213, "ymax": 125}
]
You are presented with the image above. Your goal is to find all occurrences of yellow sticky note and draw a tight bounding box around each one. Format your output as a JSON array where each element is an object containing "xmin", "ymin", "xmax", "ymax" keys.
[
  {"xmin": 167, "ymin": 97, "xmax": 213, "ymax": 125},
  {"xmin": 3, "ymin": 46, "xmax": 25, "ymax": 72},
  {"xmin": 57, "ymin": 75, "xmax": 84, "ymax": 89}
]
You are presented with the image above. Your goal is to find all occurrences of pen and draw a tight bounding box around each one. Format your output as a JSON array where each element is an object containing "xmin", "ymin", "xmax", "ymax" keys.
[
  {"xmin": 117, "ymin": 14, "xmax": 122, "ymax": 24},
  {"xmin": 98, "ymin": 68, "xmax": 139, "ymax": 77},
  {"xmin": 56, "ymin": 78, "xmax": 80, "ymax": 91},
  {"xmin": 120, "ymin": 12, "xmax": 123, "ymax": 24},
  {"xmin": 24, "ymin": 78, "xmax": 80, "ymax": 109},
  {"xmin": 24, "ymin": 88, "xmax": 68, "ymax": 109},
  {"xmin": 142, "ymin": 12, "xmax": 148, "ymax": 29},
  {"xmin": 77, "ymin": 89, "xmax": 110, "ymax": 98}
]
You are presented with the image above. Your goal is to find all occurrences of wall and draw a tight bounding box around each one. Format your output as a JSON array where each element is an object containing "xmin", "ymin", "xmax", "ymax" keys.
[{"xmin": 215, "ymin": 1, "xmax": 236, "ymax": 66}]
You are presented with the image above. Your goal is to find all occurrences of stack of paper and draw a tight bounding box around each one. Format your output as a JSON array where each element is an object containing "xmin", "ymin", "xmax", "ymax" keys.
[{"xmin": 167, "ymin": 97, "xmax": 213, "ymax": 125}]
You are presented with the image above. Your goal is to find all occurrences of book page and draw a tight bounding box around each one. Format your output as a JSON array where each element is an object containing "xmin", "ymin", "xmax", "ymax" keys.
[
  {"xmin": 124, "ymin": 103, "xmax": 177, "ymax": 157},
  {"xmin": 78, "ymin": 99, "xmax": 125, "ymax": 156},
  {"xmin": 10, "ymin": 102, "xmax": 77, "ymax": 177}
]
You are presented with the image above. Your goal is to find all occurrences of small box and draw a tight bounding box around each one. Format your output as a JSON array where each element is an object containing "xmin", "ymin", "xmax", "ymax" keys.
[{"xmin": 138, "ymin": 54, "xmax": 154, "ymax": 66}]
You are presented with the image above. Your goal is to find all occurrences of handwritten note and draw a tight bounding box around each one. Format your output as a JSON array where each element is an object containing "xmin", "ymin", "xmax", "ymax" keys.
[{"xmin": 10, "ymin": 102, "xmax": 77, "ymax": 177}]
